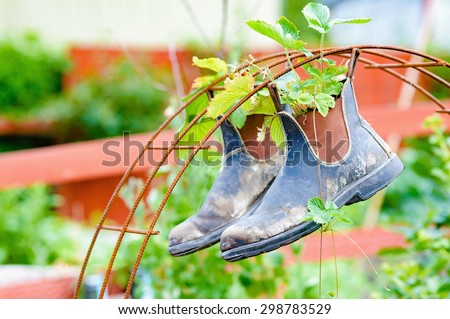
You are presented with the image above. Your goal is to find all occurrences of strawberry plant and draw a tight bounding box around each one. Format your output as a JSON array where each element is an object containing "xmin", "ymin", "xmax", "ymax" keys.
[{"xmin": 180, "ymin": 2, "xmax": 371, "ymax": 148}]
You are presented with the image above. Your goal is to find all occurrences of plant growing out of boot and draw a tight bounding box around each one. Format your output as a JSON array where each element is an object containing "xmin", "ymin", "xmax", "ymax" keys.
[{"xmin": 179, "ymin": 3, "xmax": 371, "ymax": 149}]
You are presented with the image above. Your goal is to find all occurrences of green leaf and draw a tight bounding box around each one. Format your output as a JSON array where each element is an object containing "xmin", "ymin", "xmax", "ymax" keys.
[
  {"xmin": 304, "ymin": 64, "xmax": 322, "ymax": 80},
  {"xmin": 207, "ymin": 74, "xmax": 255, "ymax": 119},
  {"xmin": 229, "ymin": 107, "xmax": 247, "ymax": 129},
  {"xmin": 307, "ymin": 197, "xmax": 326, "ymax": 214},
  {"xmin": 297, "ymin": 92, "xmax": 314, "ymax": 105},
  {"xmin": 192, "ymin": 56, "xmax": 228, "ymax": 74},
  {"xmin": 330, "ymin": 18, "xmax": 372, "ymax": 27},
  {"xmin": 276, "ymin": 71, "xmax": 298, "ymax": 91},
  {"xmin": 183, "ymin": 92, "xmax": 209, "ymax": 122},
  {"xmin": 246, "ymin": 17, "xmax": 306, "ymax": 51},
  {"xmin": 302, "ymin": 3, "xmax": 331, "ymax": 34},
  {"xmin": 304, "ymin": 197, "xmax": 351, "ymax": 228},
  {"xmin": 192, "ymin": 75, "xmax": 217, "ymax": 89},
  {"xmin": 314, "ymin": 93, "xmax": 335, "ymax": 117},
  {"xmin": 269, "ymin": 115, "xmax": 285, "ymax": 149},
  {"xmin": 325, "ymin": 200, "xmax": 338, "ymax": 210},
  {"xmin": 247, "ymin": 94, "xmax": 277, "ymax": 115},
  {"xmin": 302, "ymin": 3, "xmax": 371, "ymax": 34},
  {"xmin": 177, "ymin": 119, "xmax": 215, "ymax": 159},
  {"xmin": 323, "ymin": 81, "xmax": 343, "ymax": 96}
]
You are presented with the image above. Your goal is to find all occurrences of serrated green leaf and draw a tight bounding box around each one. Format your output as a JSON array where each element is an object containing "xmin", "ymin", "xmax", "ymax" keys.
[
  {"xmin": 336, "ymin": 214, "xmax": 353, "ymax": 225},
  {"xmin": 207, "ymin": 74, "xmax": 255, "ymax": 119},
  {"xmin": 276, "ymin": 71, "xmax": 298, "ymax": 91},
  {"xmin": 330, "ymin": 18, "xmax": 372, "ymax": 27},
  {"xmin": 229, "ymin": 107, "xmax": 247, "ymax": 129},
  {"xmin": 307, "ymin": 197, "xmax": 326, "ymax": 213},
  {"xmin": 269, "ymin": 115, "xmax": 285, "ymax": 149},
  {"xmin": 322, "ymin": 58, "xmax": 336, "ymax": 65},
  {"xmin": 248, "ymin": 94, "xmax": 277, "ymax": 115},
  {"xmin": 302, "ymin": 3, "xmax": 331, "ymax": 34},
  {"xmin": 325, "ymin": 200, "xmax": 338, "ymax": 210},
  {"xmin": 192, "ymin": 56, "xmax": 228, "ymax": 74},
  {"xmin": 277, "ymin": 16, "xmax": 306, "ymax": 50},
  {"xmin": 304, "ymin": 64, "xmax": 322, "ymax": 79},
  {"xmin": 314, "ymin": 93, "xmax": 335, "ymax": 117},
  {"xmin": 183, "ymin": 92, "xmax": 209, "ymax": 122},
  {"xmin": 246, "ymin": 17, "xmax": 305, "ymax": 51},
  {"xmin": 192, "ymin": 75, "xmax": 217, "ymax": 89},
  {"xmin": 297, "ymin": 92, "xmax": 314, "ymax": 105},
  {"xmin": 247, "ymin": 19, "xmax": 284, "ymax": 46},
  {"xmin": 323, "ymin": 81, "xmax": 343, "ymax": 96},
  {"xmin": 177, "ymin": 119, "xmax": 215, "ymax": 159},
  {"xmin": 320, "ymin": 71, "xmax": 335, "ymax": 82}
]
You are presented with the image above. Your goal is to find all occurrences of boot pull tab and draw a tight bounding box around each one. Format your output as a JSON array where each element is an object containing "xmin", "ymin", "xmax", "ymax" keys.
[
  {"xmin": 347, "ymin": 48, "xmax": 361, "ymax": 79},
  {"xmin": 267, "ymin": 82, "xmax": 284, "ymax": 112}
]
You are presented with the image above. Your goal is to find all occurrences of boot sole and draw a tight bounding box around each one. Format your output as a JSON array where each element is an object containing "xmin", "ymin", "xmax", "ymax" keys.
[
  {"xmin": 168, "ymin": 185, "xmax": 269, "ymax": 257},
  {"xmin": 221, "ymin": 154, "xmax": 404, "ymax": 262}
]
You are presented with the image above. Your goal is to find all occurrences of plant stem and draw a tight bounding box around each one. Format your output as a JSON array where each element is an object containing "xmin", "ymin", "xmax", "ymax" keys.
[
  {"xmin": 312, "ymin": 110, "xmax": 324, "ymax": 199},
  {"xmin": 331, "ymin": 230, "xmax": 338, "ymax": 298},
  {"xmin": 319, "ymin": 226, "xmax": 323, "ymax": 299},
  {"xmin": 320, "ymin": 33, "xmax": 325, "ymax": 70},
  {"xmin": 284, "ymin": 48, "xmax": 301, "ymax": 86},
  {"xmin": 335, "ymin": 230, "xmax": 391, "ymax": 292}
]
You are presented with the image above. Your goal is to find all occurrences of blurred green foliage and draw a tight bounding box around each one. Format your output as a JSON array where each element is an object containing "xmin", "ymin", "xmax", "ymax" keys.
[
  {"xmin": 0, "ymin": 33, "xmax": 69, "ymax": 116},
  {"xmin": 377, "ymin": 115, "xmax": 450, "ymax": 298},
  {"xmin": 0, "ymin": 33, "xmax": 170, "ymax": 151},
  {"xmin": 37, "ymin": 62, "xmax": 169, "ymax": 141},
  {"xmin": 0, "ymin": 184, "xmax": 82, "ymax": 265}
]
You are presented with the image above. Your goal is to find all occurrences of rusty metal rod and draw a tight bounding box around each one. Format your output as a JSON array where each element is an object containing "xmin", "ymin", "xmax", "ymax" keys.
[
  {"xmin": 148, "ymin": 145, "xmax": 212, "ymax": 150},
  {"xmin": 358, "ymin": 50, "xmax": 450, "ymax": 89},
  {"xmin": 101, "ymin": 225, "xmax": 160, "ymax": 236},
  {"xmin": 354, "ymin": 56, "xmax": 449, "ymax": 110},
  {"xmin": 366, "ymin": 61, "xmax": 446, "ymax": 69}
]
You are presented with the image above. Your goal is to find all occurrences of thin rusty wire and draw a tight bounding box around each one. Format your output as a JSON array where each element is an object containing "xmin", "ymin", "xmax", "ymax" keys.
[
  {"xmin": 337, "ymin": 53, "xmax": 449, "ymax": 110},
  {"xmin": 365, "ymin": 61, "xmax": 446, "ymax": 69},
  {"xmin": 75, "ymin": 45, "xmax": 450, "ymax": 299},
  {"xmin": 359, "ymin": 49, "xmax": 450, "ymax": 89},
  {"xmin": 100, "ymin": 225, "xmax": 159, "ymax": 236}
]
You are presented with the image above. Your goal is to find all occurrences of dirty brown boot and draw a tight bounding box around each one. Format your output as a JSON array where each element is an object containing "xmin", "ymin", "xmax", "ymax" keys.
[{"xmin": 168, "ymin": 115, "xmax": 282, "ymax": 256}]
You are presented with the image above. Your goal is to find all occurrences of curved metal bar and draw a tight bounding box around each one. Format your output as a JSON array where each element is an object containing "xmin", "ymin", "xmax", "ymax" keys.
[{"xmin": 360, "ymin": 49, "xmax": 450, "ymax": 90}]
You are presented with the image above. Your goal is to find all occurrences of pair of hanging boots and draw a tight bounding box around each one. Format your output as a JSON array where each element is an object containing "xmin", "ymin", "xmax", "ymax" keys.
[{"xmin": 168, "ymin": 53, "xmax": 404, "ymax": 261}]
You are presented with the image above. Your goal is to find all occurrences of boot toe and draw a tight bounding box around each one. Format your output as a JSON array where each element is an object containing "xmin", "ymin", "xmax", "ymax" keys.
[
  {"xmin": 168, "ymin": 219, "xmax": 204, "ymax": 247},
  {"xmin": 220, "ymin": 222, "xmax": 267, "ymax": 252}
]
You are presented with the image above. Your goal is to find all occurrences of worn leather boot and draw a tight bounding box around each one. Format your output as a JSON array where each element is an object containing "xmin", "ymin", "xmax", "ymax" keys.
[
  {"xmin": 168, "ymin": 115, "xmax": 282, "ymax": 256},
  {"xmin": 220, "ymin": 58, "xmax": 404, "ymax": 262}
]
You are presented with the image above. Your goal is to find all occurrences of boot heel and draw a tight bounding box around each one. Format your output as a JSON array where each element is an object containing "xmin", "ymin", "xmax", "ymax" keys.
[{"xmin": 336, "ymin": 155, "xmax": 404, "ymax": 206}]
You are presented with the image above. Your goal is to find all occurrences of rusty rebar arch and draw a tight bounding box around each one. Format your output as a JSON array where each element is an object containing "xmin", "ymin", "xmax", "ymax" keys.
[{"xmin": 74, "ymin": 45, "xmax": 450, "ymax": 299}]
